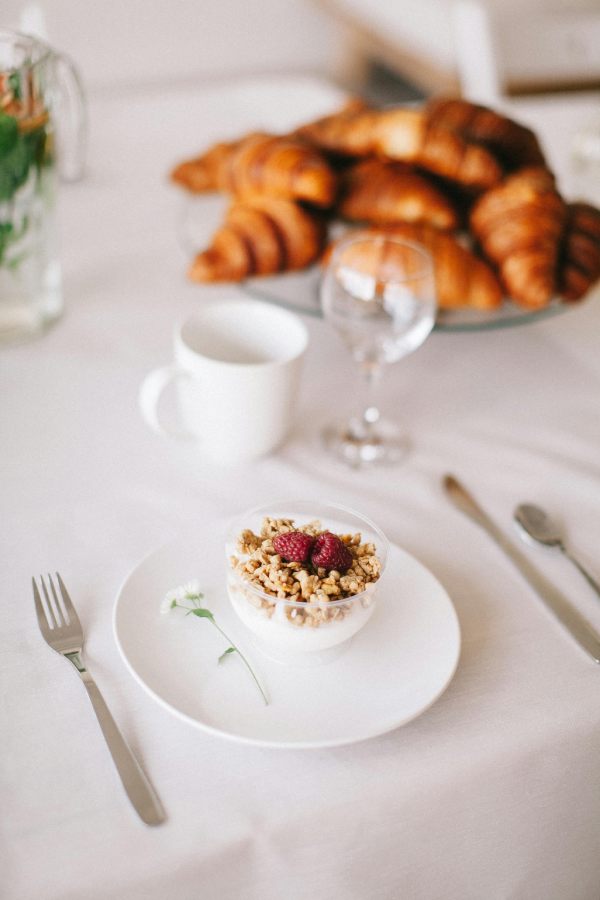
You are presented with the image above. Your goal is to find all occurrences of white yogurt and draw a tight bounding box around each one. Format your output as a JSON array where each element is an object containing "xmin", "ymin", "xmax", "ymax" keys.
[{"xmin": 228, "ymin": 577, "xmax": 377, "ymax": 654}]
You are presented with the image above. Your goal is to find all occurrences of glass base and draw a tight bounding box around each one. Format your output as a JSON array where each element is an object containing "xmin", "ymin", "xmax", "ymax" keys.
[
  {"xmin": 322, "ymin": 417, "xmax": 409, "ymax": 468},
  {"xmin": 0, "ymin": 261, "xmax": 63, "ymax": 346},
  {"xmin": 0, "ymin": 302, "xmax": 61, "ymax": 345}
]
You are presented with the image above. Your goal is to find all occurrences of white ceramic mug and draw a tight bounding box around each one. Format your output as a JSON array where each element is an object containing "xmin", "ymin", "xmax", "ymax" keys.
[{"xmin": 139, "ymin": 299, "xmax": 308, "ymax": 465}]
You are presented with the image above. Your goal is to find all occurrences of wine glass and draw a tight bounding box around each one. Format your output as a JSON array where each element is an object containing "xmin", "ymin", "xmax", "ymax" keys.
[{"xmin": 320, "ymin": 233, "xmax": 437, "ymax": 467}]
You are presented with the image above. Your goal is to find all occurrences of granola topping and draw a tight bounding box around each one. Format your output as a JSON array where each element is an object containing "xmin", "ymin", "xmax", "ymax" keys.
[{"xmin": 229, "ymin": 516, "xmax": 382, "ymax": 629}]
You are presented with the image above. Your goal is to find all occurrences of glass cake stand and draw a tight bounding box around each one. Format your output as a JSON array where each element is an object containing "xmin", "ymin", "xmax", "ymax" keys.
[
  {"xmin": 240, "ymin": 265, "xmax": 569, "ymax": 334},
  {"xmin": 178, "ymin": 196, "xmax": 572, "ymax": 333}
]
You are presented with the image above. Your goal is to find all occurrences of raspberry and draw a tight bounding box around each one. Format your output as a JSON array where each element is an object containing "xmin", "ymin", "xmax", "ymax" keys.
[
  {"xmin": 273, "ymin": 531, "xmax": 314, "ymax": 564},
  {"xmin": 311, "ymin": 532, "xmax": 353, "ymax": 573}
]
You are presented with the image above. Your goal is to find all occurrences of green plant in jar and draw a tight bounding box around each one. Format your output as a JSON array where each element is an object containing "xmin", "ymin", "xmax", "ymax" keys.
[
  {"xmin": 0, "ymin": 70, "xmax": 52, "ymax": 270},
  {"xmin": 0, "ymin": 29, "xmax": 85, "ymax": 343}
]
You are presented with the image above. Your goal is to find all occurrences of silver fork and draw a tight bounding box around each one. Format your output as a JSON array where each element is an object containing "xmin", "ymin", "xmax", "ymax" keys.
[{"xmin": 33, "ymin": 573, "xmax": 165, "ymax": 826}]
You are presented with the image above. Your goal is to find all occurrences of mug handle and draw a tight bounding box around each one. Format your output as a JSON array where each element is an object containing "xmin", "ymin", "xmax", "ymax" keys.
[
  {"xmin": 53, "ymin": 52, "xmax": 87, "ymax": 182},
  {"xmin": 139, "ymin": 365, "xmax": 195, "ymax": 442}
]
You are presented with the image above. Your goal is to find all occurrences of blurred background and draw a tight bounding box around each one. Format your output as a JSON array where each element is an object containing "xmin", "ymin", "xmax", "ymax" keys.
[
  {"xmin": 4, "ymin": 0, "xmax": 600, "ymax": 101},
  {"xmin": 4, "ymin": 0, "xmax": 600, "ymax": 194}
]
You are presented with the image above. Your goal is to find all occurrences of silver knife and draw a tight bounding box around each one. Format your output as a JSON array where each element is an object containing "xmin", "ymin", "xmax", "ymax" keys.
[{"xmin": 443, "ymin": 474, "xmax": 600, "ymax": 664}]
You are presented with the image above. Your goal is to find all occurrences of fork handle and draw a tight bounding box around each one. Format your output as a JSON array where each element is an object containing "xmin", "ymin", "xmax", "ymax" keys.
[{"xmin": 70, "ymin": 658, "xmax": 165, "ymax": 825}]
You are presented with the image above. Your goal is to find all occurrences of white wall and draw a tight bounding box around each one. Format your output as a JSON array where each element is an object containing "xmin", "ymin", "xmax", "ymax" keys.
[
  {"xmin": 320, "ymin": 0, "xmax": 600, "ymax": 94},
  {"xmin": 3, "ymin": 0, "xmax": 338, "ymax": 91}
]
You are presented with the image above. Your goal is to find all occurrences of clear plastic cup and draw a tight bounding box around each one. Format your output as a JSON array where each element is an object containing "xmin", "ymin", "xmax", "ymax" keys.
[{"xmin": 225, "ymin": 500, "xmax": 389, "ymax": 666}]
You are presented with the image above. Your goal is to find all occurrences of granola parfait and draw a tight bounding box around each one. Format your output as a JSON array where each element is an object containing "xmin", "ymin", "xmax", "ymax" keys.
[{"xmin": 226, "ymin": 501, "xmax": 388, "ymax": 664}]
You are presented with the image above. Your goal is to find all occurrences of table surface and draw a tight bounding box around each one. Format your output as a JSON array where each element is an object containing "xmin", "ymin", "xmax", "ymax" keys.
[{"xmin": 3, "ymin": 74, "xmax": 600, "ymax": 900}]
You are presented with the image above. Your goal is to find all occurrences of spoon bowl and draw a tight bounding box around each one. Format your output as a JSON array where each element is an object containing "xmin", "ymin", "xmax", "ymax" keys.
[
  {"xmin": 515, "ymin": 502, "xmax": 600, "ymax": 603},
  {"xmin": 514, "ymin": 504, "xmax": 564, "ymax": 548}
]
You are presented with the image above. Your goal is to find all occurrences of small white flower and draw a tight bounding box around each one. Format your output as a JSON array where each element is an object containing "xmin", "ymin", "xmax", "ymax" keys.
[
  {"xmin": 160, "ymin": 595, "xmax": 177, "ymax": 615},
  {"xmin": 161, "ymin": 579, "xmax": 202, "ymax": 614},
  {"xmin": 181, "ymin": 580, "xmax": 202, "ymax": 600}
]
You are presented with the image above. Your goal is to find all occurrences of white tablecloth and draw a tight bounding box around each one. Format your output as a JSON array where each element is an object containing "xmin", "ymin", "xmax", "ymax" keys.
[{"xmin": 2, "ymin": 75, "xmax": 600, "ymax": 900}]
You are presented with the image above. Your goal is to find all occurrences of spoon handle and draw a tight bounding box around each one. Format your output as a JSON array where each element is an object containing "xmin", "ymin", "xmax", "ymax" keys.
[{"xmin": 561, "ymin": 546, "xmax": 600, "ymax": 602}]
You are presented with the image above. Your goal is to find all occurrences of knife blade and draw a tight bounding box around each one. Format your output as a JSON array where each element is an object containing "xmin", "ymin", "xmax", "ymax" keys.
[{"xmin": 443, "ymin": 474, "xmax": 600, "ymax": 664}]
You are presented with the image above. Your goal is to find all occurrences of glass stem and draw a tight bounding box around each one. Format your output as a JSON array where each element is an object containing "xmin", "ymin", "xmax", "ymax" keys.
[{"xmin": 357, "ymin": 362, "xmax": 383, "ymax": 437}]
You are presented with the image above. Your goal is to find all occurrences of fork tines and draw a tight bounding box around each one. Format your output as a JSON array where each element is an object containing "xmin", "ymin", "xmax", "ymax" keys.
[
  {"xmin": 34, "ymin": 574, "xmax": 65, "ymax": 629},
  {"xmin": 32, "ymin": 573, "xmax": 82, "ymax": 638}
]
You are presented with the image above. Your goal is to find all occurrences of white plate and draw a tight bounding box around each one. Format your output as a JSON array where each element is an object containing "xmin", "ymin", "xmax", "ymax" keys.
[{"xmin": 113, "ymin": 532, "xmax": 461, "ymax": 749}]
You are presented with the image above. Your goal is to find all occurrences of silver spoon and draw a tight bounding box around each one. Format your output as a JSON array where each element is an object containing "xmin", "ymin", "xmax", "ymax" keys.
[{"xmin": 514, "ymin": 503, "xmax": 600, "ymax": 601}]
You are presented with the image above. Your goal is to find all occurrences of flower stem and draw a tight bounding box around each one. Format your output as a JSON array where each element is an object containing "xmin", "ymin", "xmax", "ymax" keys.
[
  {"xmin": 209, "ymin": 619, "xmax": 269, "ymax": 706},
  {"xmin": 171, "ymin": 596, "xmax": 269, "ymax": 706}
]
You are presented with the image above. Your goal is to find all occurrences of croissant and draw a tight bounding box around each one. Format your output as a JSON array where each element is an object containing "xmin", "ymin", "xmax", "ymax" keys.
[
  {"xmin": 426, "ymin": 97, "xmax": 546, "ymax": 171},
  {"xmin": 470, "ymin": 167, "xmax": 567, "ymax": 309},
  {"xmin": 171, "ymin": 138, "xmax": 244, "ymax": 193},
  {"xmin": 296, "ymin": 103, "xmax": 502, "ymax": 189},
  {"xmin": 293, "ymin": 98, "xmax": 374, "ymax": 158},
  {"xmin": 338, "ymin": 158, "xmax": 458, "ymax": 231},
  {"xmin": 324, "ymin": 223, "xmax": 502, "ymax": 311},
  {"xmin": 559, "ymin": 203, "xmax": 600, "ymax": 301},
  {"xmin": 172, "ymin": 133, "xmax": 337, "ymax": 208},
  {"xmin": 189, "ymin": 197, "xmax": 325, "ymax": 282}
]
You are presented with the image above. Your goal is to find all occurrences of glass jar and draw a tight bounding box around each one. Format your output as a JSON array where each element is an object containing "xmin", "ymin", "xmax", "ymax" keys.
[{"xmin": 0, "ymin": 29, "xmax": 85, "ymax": 344}]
